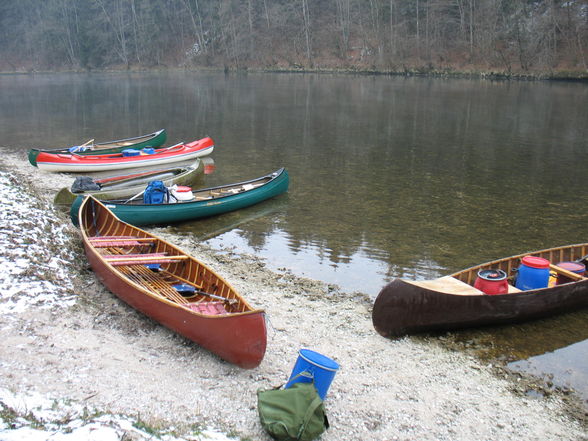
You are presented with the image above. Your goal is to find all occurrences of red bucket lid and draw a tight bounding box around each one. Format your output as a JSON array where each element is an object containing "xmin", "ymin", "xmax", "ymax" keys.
[
  {"xmin": 556, "ymin": 261, "xmax": 585, "ymax": 273},
  {"xmin": 175, "ymin": 186, "xmax": 192, "ymax": 192},
  {"xmin": 521, "ymin": 256, "xmax": 550, "ymax": 269}
]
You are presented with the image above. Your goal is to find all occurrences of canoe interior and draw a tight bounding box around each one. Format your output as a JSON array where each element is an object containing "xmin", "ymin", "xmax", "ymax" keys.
[
  {"xmin": 451, "ymin": 244, "xmax": 588, "ymax": 292},
  {"xmin": 80, "ymin": 197, "xmax": 257, "ymax": 315},
  {"xmin": 80, "ymin": 163, "xmax": 199, "ymax": 192},
  {"xmin": 115, "ymin": 169, "xmax": 278, "ymax": 205}
]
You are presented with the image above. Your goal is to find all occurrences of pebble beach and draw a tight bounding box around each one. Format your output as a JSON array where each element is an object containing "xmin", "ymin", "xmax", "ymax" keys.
[{"xmin": 0, "ymin": 148, "xmax": 586, "ymax": 440}]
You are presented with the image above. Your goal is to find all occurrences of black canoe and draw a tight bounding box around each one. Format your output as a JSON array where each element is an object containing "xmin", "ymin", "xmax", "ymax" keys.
[{"xmin": 372, "ymin": 243, "xmax": 588, "ymax": 337}]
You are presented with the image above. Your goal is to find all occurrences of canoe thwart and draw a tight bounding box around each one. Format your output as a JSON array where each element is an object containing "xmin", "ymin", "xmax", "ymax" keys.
[
  {"xmin": 103, "ymin": 253, "xmax": 189, "ymax": 266},
  {"xmin": 89, "ymin": 237, "xmax": 156, "ymax": 247}
]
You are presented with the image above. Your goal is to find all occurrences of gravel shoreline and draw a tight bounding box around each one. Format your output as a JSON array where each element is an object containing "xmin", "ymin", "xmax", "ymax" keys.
[{"xmin": 1, "ymin": 149, "xmax": 586, "ymax": 440}]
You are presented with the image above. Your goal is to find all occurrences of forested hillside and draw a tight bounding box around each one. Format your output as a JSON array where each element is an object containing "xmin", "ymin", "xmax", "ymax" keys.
[{"xmin": 1, "ymin": 0, "xmax": 586, "ymax": 77}]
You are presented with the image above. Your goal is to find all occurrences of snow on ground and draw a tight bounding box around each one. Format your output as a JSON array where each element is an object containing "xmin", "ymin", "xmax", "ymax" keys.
[
  {"xmin": 0, "ymin": 171, "xmax": 233, "ymax": 441},
  {"xmin": 0, "ymin": 387, "xmax": 232, "ymax": 441},
  {"xmin": 0, "ymin": 173, "xmax": 77, "ymax": 316}
]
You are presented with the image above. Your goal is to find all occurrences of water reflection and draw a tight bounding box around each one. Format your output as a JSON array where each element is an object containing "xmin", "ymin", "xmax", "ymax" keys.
[
  {"xmin": 446, "ymin": 311, "xmax": 588, "ymax": 406},
  {"xmin": 509, "ymin": 342, "xmax": 588, "ymax": 406}
]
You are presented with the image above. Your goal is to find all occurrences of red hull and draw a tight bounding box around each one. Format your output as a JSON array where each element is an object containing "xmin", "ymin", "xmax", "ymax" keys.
[
  {"xmin": 78, "ymin": 196, "xmax": 266, "ymax": 368},
  {"xmin": 37, "ymin": 137, "xmax": 214, "ymax": 172}
]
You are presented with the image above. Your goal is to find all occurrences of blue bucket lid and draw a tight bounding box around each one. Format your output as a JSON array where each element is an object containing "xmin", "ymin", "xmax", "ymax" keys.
[{"xmin": 299, "ymin": 349, "xmax": 340, "ymax": 371}]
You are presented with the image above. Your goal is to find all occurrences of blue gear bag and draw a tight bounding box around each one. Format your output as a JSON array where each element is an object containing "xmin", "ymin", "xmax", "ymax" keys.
[{"xmin": 143, "ymin": 180, "xmax": 168, "ymax": 204}]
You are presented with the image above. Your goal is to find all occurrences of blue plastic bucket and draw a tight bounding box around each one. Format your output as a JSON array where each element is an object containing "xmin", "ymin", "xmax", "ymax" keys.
[
  {"xmin": 284, "ymin": 349, "xmax": 339, "ymax": 400},
  {"xmin": 515, "ymin": 256, "xmax": 550, "ymax": 290}
]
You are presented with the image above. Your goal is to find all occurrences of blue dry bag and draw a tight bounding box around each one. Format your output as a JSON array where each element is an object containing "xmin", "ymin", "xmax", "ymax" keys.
[{"xmin": 143, "ymin": 180, "xmax": 168, "ymax": 204}]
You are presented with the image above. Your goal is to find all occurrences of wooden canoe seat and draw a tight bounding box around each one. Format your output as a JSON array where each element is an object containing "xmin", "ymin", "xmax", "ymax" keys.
[
  {"xmin": 90, "ymin": 236, "xmax": 156, "ymax": 248},
  {"xmin": 103, "ymin": 253, "xmax": 189, "ymax": 266},
  {"xmin": 185, "ymin": 302, "xmax": 228, "ymax": 315},
  {"xmin": 411, "ymin": 276, "xmax": 484, "ymax": 295}
]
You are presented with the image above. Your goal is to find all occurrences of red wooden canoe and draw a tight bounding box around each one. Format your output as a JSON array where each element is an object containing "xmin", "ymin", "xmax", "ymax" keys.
[
  {"xmin": 36, "ymin": 137, "xmax": 214, "ymax": 172},
  {"xmin": 372, "ymin": 244, "xmax": 588, "ymax": 337},
  {"xmin": 77, "ymin": 195, "xmax": 266, "ymax": 368}
]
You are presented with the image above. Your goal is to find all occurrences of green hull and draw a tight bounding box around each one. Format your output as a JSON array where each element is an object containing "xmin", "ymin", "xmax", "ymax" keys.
[
  {"xmin": 28, "ymin": 129, "xmax": 167, "ymax": 167},
  {"xmin": 71, "ymin": 168, "xmax": 289, "ymax": 227},
  {"xmin": 54, "ymin": 161, "xmax": 203, "ymax": 206}
]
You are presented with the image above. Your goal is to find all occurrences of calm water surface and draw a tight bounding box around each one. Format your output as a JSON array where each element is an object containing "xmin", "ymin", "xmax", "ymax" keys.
[{"xmin": 1, "ymin": 72, "xmax": 587, "ymax": 404}]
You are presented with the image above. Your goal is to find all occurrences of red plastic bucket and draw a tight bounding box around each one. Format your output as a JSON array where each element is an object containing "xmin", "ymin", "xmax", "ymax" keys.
[
  {"xmin": 474, "ymin": 269, "xmax": 509, "ymax": 295},
  {"xmin": 555, "ymin": 261, "xmax": 586, "ymax": 285}
]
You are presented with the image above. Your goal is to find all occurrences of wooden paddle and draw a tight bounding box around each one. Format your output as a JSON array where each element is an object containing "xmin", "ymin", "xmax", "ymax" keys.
[
  {"xmin": 69, "ymin": 138, "xmax": 95, "ymax": 155},
  {"xmin": 160, "ymin": 270, "xmax": 238, "ymax": 305},
  {"xmin": 549, "ymin": 264, "xmax": 586, "ymax": 281}
]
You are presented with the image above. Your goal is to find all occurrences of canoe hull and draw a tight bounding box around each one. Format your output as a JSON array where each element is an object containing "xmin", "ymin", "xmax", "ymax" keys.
[
  {"xmin": 372, "ymin": 244, "xmax": 588, "ymax": 337},
  {"xmin": 71, "ymin": 168, "xmax": 289, "ymax": 226},
  {"xmin": 36, "ymin": 137, "xmax": 213, "ymax": 172},
  {"xmin": 373, "ymin": 277, "xmax": 588, "ymax": 337},
  {"xmin": 54, "ymin": 161, "xmax": 204, "ymax": 206},
  {"xmin": 78, "ymin": 196, "xmax": 266, "ymax": 368},
  {"xmin": 86, "ymin": 246, "xmax": 266, "ymax": 368},
  {"xmin": 28, "ymin": 129, "xmax": 167, "ymax": 167}
]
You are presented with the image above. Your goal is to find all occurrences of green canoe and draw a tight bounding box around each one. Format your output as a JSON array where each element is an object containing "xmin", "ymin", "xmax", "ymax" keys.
[
  {"xmin": 54, "ymin": 160, "xmax": 204, "ymax": 206},
  {"xmin": 28, "ymin": 129, "xmax": 167, "ymax": 167},
  {"xmin": 70, "ymin": 168, "xmax": 289, "ymax": 227}
]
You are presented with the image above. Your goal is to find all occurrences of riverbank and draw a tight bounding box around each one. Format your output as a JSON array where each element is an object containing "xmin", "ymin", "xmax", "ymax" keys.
[
  {"xmin": 2, "ymin": 65, "xmax": 588, "ymax": 82},
  {"xmin": 1, "ymin": 148, "xmax": 587, "ymax": 440}
]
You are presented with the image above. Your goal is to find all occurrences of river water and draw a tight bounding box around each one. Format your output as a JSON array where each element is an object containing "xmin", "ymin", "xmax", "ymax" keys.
[{"xmin": 1, "ymin": 72, "xmax": 587, "ymax": 405}]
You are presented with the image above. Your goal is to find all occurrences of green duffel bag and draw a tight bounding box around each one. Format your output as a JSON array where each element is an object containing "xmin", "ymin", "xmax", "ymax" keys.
[{"xmin": 257, "ymin": 382, "xmax": 329, "ymax": 441}]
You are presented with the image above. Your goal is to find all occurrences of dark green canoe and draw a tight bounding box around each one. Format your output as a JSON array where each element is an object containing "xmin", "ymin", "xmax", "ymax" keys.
[
  {"xmin": 28, "ymin": 129, "xmax": 167, "ymax": 167},
  {"xmin": 70, "ymin": 168, "xmax": 289, "ymax": 227}
]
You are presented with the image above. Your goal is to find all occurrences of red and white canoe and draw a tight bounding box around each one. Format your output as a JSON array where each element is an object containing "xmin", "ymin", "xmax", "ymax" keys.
[{"xmin": 35, "ymin": 137, "xmax": 214, "ymax": 172}]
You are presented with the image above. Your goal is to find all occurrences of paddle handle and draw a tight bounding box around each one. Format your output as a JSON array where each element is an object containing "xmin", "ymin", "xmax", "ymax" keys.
[
  {"xmin": 549, "ymin": 264, "xmax": 586, "ymax": 281},
  {"xmin": 195, "ymin": 290, "xmax": 237, "ymax": 304}
]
